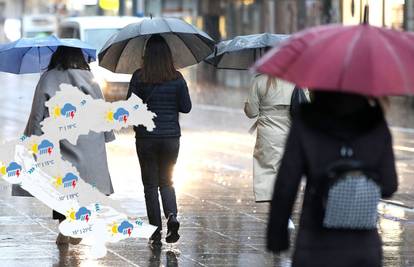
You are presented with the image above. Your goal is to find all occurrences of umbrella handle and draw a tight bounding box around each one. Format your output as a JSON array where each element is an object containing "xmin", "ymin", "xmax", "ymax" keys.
[{"xmin": 213, "ymin": 46, "xmax": 219, "ymax": 66}]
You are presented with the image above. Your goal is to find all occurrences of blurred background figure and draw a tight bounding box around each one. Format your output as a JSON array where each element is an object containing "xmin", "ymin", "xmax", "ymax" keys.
[
  {"xmin": 244, "ymin": 75, "xmax": 294, "ymax": 203},
  {"xmin": 267, "ymin": 91, "xmax": 398, "ymax": 267}
]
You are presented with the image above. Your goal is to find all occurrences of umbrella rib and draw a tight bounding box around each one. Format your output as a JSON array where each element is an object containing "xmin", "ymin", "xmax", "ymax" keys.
[
  {"xmin": 162, "ymin": 17, "xmax": 173, "ymax": 33},
  {"xmin": 187, "ymin": 20, "xmax": 215, "ymax": 42},
  {"xmin": 19, "ymin": 47, "xmax": 37, "ymax": 74},
  {"xmin": 337, "ymin": 27, "xmax": 363, "ymax": 91},
  {"xmin": 38, "ymin": 47, "xmax": 41, "ymax": 73},
  {"xmin": 18, "ymin": 48, "xmax": 29, "ymax": 74},
  {"xmin": 113, "ymin": 39, "xmax": 133, "ymax": 73},
  {"xmin": 173, "ymin": 33, "xmax": 200, "ymax": 66},
  {"xmin": 269, "ymin": 38, "xmax": 307, "ymax": 77},
  {"xmin": 164, "ymin": 18, "xmax": 213, "ymax": 62},
  {"xmin": 186, "ymin": 21, "xmax": 203, "ymax": 35},
  {"xmin": 190, "ymin": 33, "xmax": 215, "ymax": 58},
  {"xmin": 377, "ymin": 29, "xmax": 411, "ymax": 95},
  {"xmin": 256, "ymin": 26, "xmax": 344, "ymax": 82},
  {"xmin": 160, "ymin": 18, "xmax": 198, "ymax": 66},
  {"xmin": 46, "ymin": 46, "xmax": 54, "ymax": 53},
  {"xmin": 139, "ymin": 19, "xmax": 144, "ymax": 37}
]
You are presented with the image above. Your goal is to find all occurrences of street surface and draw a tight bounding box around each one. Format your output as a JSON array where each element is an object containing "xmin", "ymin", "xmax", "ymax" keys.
[{"xmin": 0, "ymin": 69, "xmax": 414, "ymax": 266}]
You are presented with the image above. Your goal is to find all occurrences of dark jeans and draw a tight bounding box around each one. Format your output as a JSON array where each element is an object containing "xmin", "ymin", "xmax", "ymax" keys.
[{"xmin": 136, "ymin": 138, "xmax": 179, "ymax": 231}]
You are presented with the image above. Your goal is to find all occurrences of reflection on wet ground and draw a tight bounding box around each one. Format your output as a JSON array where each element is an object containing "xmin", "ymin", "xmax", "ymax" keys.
[{"xmin": 0, "ymin": 72, "xmax": 414, "ymax": 266}]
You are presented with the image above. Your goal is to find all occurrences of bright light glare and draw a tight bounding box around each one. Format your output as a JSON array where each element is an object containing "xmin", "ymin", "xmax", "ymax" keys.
[{"xmin": 4, "ymin": 19, "xmax": 21, "ymax": 41}]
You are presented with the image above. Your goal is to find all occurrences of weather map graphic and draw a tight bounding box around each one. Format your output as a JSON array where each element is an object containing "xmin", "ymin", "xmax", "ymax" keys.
[
  {"xmin": 67, "ymin": 207, "xmax": 92, "ymax": 222},
  {"xmin": 106, "ymin": 108, "xmax": 129, "ymax": 123},
  {"xmin": 0, "ymin": 85, "xmax": 158, "ymax": 257},
  {"xmin": 111, "ymin": 220, "xmax": 134, "ymax": 236},
  {"xmin": 31, "ymin": 139, "xmax": 54, "ymax": 155},
  {"xmin": 53, "ymin": 103, "xmax": 77, "ymax": 119},
  {"xmin": 1, "ymin": 162, "xmax": 23, "ymax": 177}
]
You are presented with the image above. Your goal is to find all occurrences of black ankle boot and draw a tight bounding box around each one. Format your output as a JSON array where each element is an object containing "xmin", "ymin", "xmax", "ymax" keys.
[
  {"xmin": 149, "ymin": 230, "xmax": 162, "ymax": 247},
  {"xmin": 166, "ymin": 214, "xmax": 180, "ymax": 243}
]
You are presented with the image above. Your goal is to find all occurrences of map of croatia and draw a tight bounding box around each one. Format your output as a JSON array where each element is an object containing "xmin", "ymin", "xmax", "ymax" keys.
[{"xmin": 0, "ymin": 84, "xmax": 157, "ymax": 257}]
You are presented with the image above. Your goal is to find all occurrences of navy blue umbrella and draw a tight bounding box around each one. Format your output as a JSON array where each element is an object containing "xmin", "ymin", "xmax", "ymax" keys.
[
  {"xmin": 205, "ymin": 33, "xmax": 289, "ymax": 70},
  {"xmin": 0, "ymin": 35, "xmax": 96, "ymax": 74}
]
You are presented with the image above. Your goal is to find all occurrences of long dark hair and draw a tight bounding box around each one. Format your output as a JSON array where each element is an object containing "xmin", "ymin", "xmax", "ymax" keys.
[
  {"xmin": 140, "ymin": 34, "xmax": 179, "ymax": 83},
  {"xmin": 48, "ymin": 46, "xmax": 90, "ymax": 71}
]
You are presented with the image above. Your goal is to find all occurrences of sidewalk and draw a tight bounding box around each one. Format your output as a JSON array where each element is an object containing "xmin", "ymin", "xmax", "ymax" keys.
[{"xmin": 0, "ymin": 73, "xmax": 414, "ymax": 266}]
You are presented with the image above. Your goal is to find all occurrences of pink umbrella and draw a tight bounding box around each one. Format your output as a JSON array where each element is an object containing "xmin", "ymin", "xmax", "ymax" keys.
[{"xmin": 253, "ymin": 23, "xmax": 414, "ymax": 96}]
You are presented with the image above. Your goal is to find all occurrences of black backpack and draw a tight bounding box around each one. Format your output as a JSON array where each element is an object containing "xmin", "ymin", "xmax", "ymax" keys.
[
  {"xmin": 321, "ymin": 145, "xmax": 381, "ymax": 230},
  {"xmin": 290, "ymin": 86, "xmax": 309, "ymax": 116}
]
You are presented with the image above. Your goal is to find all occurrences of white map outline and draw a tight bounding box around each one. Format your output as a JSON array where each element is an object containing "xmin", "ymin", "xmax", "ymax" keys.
[{"xmin": 0, "ymin": 84, "xmax": 158, "ymax": 258}]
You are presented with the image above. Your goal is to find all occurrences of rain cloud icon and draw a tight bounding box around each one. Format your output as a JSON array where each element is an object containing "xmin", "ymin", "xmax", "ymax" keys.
[
  {"xmin": 6, "ymin": 162, "xmax": 22, "ymax": 177},
  {"xmin": 38, "ymin": 140, "xmax": 54, "ymax": 155},
  {"xmin": 61, "ymin": 103, "xmax": 77, "ymax": 119},
  {"xmin": 62, "ymin": 172, "xmax": 78, "ymax": 188},
  {"xmin": 75, "ymin": 207, "xmax": 91, "ymax": 222},
  {"xmin": 118, "ymin": 221, "xmax": 134, "ymax": 236},
  {"xmin": 113, "ymin": 108, "xmax": 129, "ymax": 123}
]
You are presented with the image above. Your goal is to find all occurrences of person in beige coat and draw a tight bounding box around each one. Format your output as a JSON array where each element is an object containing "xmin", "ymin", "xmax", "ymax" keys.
[{"xmin": 245, "ymin": 74, "xmax": 296, "ymax": 228}]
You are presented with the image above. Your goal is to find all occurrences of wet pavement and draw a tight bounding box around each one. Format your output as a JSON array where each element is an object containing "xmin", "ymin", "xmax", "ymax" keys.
[{"xmin": 0, "ymin": 71, "xmax": 414, "ymax": 266}]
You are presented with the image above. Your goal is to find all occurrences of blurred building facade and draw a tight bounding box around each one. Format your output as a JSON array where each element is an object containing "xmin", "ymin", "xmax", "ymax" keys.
[
  {"xmin": 0, "ymin": 1, "xmax": 408, "ymax": 36},
  {"xmin": 144, "ymin": 0, "xmax": 408, "ymax": 88},
  {"xmin": 0, "ymin": 0, "xmax": 411, "ymax": 86},
  {"xmin": 154, "ymin": 0, "xmax": 407, "ymax": 40}
]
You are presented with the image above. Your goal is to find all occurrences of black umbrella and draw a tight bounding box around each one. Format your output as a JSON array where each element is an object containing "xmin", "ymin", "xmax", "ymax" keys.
[
  {"xmin": 98, "ymin": 17, "xmax": 216, "ymax": 73},
  {"xmin": 205, "ymin": 33, "xmax": 289, "ymax": 70}
]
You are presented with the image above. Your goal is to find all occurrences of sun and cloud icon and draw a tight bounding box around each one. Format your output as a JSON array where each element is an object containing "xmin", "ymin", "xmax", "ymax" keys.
[
  {"xmin": 106, "ymin": 108, "xmax": 129, "ymax": 123},
  {"xmin": 1, "ymin": 162, "xmax": 22, "ymax": 177},
  {"xmin": 53, "ymin": 103, "xmax": 77, "ymax": 119},
  {"xmin": 67, "ymin": 207, "xmax": 91, "ymax": 222},
  {"xmin": 31, "ymin": 139, "xmax": 54, "ymax": 155},
  {"xmin": 110, "ymin": 220, "xmax": 134, "ymax": 236}
]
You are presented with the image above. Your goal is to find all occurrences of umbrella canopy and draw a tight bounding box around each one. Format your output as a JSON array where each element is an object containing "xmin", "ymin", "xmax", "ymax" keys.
[
  {"xmin": 205, "ymin": 33, "xmax": 289, "ymax": 70},
  {"xmin": 0, "ymin": 35, "xmax": 96, "ymax": 74},
  {"xmin": 253, "ymin": 24, "xmax": 414, "ymax": 96},
  {"xmin": 98, "ymin": 17, "xmax": 216, "ymax": 73}
]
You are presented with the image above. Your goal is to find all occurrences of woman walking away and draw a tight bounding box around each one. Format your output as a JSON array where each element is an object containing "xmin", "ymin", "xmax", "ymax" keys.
[
  {"xmin": 267, "ymin": 91, "xmax": 398, "ymax": 267},
  {"xmin": 15, "ymin": 46, "xmax": 115, "ymax": 245},
  {"xmin": 244, "ymin": 74, "xmax": 295, "ymax": 228},
  {"xmin": 127, "ymin": 34, "xmax": 191, "ymax": 247}
]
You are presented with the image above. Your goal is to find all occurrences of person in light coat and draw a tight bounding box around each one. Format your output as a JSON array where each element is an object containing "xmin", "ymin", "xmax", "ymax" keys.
[
  {"xmin": 244, "ymin": 74, "xmax": 295, "ymax": 203},
  {"xmin": 12, "ymin": 46, "xmax": 115, "ymax": 245}
]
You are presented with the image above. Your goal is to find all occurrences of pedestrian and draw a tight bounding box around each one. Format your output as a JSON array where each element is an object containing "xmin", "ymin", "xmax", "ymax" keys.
[
  {"xmin": 127, "ymin": 34, "xmax": 191, "ymax": 247},
  {"xmin": 13, "ymin": 46, "xmax": 116, "ymax": 245},
  {"xmin": 244, "ymin": 74, "xmax": 296, "ymax": 228},
  {"xmin": 267, "ymin": 91, "xmax": 398, "ymax": 267}
]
